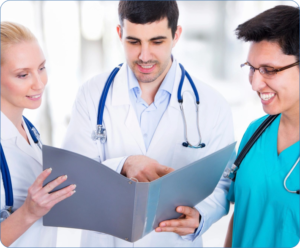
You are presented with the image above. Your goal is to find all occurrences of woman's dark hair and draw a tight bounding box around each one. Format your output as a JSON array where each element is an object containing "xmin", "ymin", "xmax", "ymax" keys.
[
  {"xmin": 236, "ymin": 5, "xmax": 299, "ymax": 58},
  {"xmin": 118, "ymin": 1, "xmax": 179, "ymax": 38}
]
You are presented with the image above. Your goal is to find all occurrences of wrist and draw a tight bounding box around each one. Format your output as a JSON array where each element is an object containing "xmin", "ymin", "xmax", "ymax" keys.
[
  {"xmin": 19, "ymin": 205, "xmax": 38, "ymax": 225},
  {"xmin": 121, "ymin": 156, "xmax": 131, "ymax": 176}
]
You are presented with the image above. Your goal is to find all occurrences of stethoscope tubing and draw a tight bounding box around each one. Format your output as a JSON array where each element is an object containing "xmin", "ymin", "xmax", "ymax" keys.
[
  {"xmin": 224, "ymin": 114, "xmax": 299, "ymax": 194},
  {"xmin": 234, "ymin": 115, "xmax": 279, "ymax": 172},
  {"xmin": 0, "ymin": 117, "xmax": 41, "ymax": 211},
  {"xmin": 177, "ymin": 63, "xmax": 204, "ymax": 147},
  {"xmin": 184, "ymin": 70, "xmax": 200, "ymax": 104},
  {"xmin": 0, "ymin": 145, "xmax": 13, "ymax": 208},
  {"xmin": 95, "ymin": 62, "xmax": 205, "ymax": 148},
  {"xmin": 177, "ymin": 64, "xmax": 200, "ymax": 104},
  {"xmin": 284, "ymin": 157, "xmax": 300, "ymax": 194},
  {"xmin": 97, "ymin": 64, "xmax": 123, "ymax": 126}
]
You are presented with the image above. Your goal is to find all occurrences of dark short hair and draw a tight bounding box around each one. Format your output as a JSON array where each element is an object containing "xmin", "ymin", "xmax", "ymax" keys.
[
  {"xmin": 118, "ymin": 1, "xmax": 179, "ymax": 38},
  {"xmin": 235, "ymin": 5, "xmax": 299, "ymax": 58}
]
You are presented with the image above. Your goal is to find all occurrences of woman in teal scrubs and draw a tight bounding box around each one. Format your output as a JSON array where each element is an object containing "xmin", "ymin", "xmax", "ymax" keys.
[{"xmin": 224, "ymin": 5, "xmax": 299, "ymax": 247}]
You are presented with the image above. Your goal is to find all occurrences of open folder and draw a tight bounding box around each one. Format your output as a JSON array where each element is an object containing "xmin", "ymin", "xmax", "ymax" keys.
[{"xmin": 43, "ymin": 142, "xmax": 236, "ymax": 242}]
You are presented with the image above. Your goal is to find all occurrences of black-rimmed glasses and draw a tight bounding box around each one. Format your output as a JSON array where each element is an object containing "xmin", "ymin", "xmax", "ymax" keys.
[{"xmin": 241, "ymin": 61, "xmax": 299, "ymax": 81}]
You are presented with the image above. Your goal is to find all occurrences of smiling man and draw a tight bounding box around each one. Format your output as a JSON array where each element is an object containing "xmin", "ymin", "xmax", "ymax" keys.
[{"xmin": 63, "ymin": 1, "xmax": 235, "ymax": 247}]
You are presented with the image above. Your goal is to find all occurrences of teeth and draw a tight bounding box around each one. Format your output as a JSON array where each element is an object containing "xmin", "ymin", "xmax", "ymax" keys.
[
  {"xmin": 28, "ymin": 95, "xmax": 41, "ymax": 99},
  {"xmin": 140, "ymin": 65, "xmax": 154, "ymax": 69},
  {"xmin": 260, "ymin": 93, "xmax": 275, "ymax": 101}
]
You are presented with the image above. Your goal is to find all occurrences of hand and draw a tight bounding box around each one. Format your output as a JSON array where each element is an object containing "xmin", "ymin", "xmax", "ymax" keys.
[
  {"xmin": 121, "ymin": 155, "xmax": 174, "ymax": 182},
  {"xmin": 21, "ymin": 168, "xmax": 76, "ymax": 223},
  {"xmin": 155, "ymin": 206, "xmax": 200, "ymax": 236}
]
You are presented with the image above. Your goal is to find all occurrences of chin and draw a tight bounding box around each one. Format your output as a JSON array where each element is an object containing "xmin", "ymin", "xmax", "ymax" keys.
[
  {"xmin": 136, "ymin": 74, "xmax": 158, "ymax": 84},
  {"xmin": 262, "ymin": 105, "xmax": 281, "ymax": 116},
  {"xmin": 26, "ymin": 102, "xmax": 42, "ymax": 110}
]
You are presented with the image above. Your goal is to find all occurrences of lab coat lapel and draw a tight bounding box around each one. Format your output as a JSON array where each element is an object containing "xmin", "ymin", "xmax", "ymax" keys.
[
  {"xmin": 15, "ymin": 137, "xmax": 41, "ymax": 165},
  {"xmin": 147, "ymin": 107, "xmax": 180, "ymax": 155},
  {"xmin": 1, "ymin": 112, "xmax": 41, "ymax": 165},
  {"xmin": 147, "ymin": 62, "xmax": 182, "ymax": 154},
  {"xmin": 112, "ymin": 64, "xmax": 146, "ymax": 154},
  {"xmin": 15, "ymin": 122, "xmax": 42, "ymax": 166}
]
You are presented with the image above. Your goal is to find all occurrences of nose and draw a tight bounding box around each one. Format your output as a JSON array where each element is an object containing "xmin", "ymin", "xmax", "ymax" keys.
[
  {"xmin": 250, "ymin": 70, "xmax": 267, "ymax": 92},
  {"xmin": 31, "ymin": 73, "xmax": 46, "ymax": 91},
  {"xmin": 138, "ymin": 43, "xmax": 152, "ymax": 63}
]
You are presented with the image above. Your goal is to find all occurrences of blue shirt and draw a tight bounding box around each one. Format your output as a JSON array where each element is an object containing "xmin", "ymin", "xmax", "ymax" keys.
[
  {"xmin": 127, "ymin": 61, "xmax": 176, "ymax": 151},
  {"xmin": 228, "ymin": 115, "xmax": 300, "ymax": 247},
  {"xmin": 126, "ymin": 61, "xmax": 204, "ymax": 240}
]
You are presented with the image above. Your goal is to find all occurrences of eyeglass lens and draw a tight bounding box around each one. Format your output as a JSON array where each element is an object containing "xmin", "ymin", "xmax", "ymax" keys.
[{"xmin": 246, "ymin": 65, "xmax": 276, "ymax": 82}]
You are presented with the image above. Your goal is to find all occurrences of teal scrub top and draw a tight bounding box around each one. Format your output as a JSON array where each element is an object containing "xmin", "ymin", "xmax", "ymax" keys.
[{"xmin": 228, "ymin": 115, "xmax": 300, "ymax": 247}]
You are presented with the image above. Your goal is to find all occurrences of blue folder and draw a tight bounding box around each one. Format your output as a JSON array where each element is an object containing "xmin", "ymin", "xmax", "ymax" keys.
[{"xmin": 43, "ymin": 142, "xmax": 236, "ymax": 242}]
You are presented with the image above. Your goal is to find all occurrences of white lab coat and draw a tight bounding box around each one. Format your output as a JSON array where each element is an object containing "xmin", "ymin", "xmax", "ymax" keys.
[
  {"xmin": 0, "ymin": 112, "xmax": 57, "ymax": 247},
  {"xmin": 62, "ymin": 59, "xmax": 235, "ymax": 247}
]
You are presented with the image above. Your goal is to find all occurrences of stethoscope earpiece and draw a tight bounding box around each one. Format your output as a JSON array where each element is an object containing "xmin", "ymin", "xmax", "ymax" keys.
[{"xmin": 182, "ymin": 142, "xmax": 189, "ymax": 147}]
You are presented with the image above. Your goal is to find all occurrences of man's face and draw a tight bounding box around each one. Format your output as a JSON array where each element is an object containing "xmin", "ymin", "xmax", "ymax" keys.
[{"xmin": 117, "ymin": 17, "xmax": 181, "ymax": 84}]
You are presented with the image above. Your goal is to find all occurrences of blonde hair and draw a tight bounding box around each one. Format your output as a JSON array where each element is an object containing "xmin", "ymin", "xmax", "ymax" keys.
[{"xmin": 1, "ymin": 21, "xmax": 37, "ymax": 64}]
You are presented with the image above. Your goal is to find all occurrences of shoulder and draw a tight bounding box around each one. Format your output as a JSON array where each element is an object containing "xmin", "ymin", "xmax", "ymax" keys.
[
  {"xmin": 244, "ymin": 115, "xmax": 269, "ymax": 139},
  {"xmin": 238, "ymin": 115, "xmax": 269, "ymax": 153},
  {"xmin": 190, "ymin": 75, "xmax": 231, "ymax": 113},
  {"xmin": 80, "ymin": 72, "xmax": 111, "ymax": 96},
  {"xmin": 74, "ymin": 72, "xmax": 112, "ymax": 105}
]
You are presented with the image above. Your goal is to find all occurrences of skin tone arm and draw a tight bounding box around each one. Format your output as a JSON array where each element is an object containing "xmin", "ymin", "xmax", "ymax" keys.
[
  {"xmin": 1, "ymin": 168, "xmax": 76, "ymax": 247},
  {"xmin": 224, "ymin": 212, "xmax": 234, "ymax": 247}
]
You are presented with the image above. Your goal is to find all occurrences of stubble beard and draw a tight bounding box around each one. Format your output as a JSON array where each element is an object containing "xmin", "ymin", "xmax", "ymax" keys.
[{"xmin": 132, "ymin": 59, "xmax": 170, "ymax": 84}]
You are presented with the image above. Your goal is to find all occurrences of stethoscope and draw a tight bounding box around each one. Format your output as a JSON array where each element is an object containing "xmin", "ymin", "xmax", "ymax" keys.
[
  {"xmin": 91, "ymin": 63, "xmax": 206, "ymax": 149},
  {"xmin": 0, "ymin": 117, "xmax": 42, "ymax": 222},
  {"xmin": 224, "ymin": 114, "xmax": 299, "ymax": 194}
]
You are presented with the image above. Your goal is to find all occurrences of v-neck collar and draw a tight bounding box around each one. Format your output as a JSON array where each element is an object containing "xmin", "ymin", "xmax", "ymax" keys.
[
  {"xmin": 263, "ymin": 114, "xmax": 300, "ymax": 175},
  {"xmin": 273, "ymin": 114, "xmax": 300, "ymax": 158}
]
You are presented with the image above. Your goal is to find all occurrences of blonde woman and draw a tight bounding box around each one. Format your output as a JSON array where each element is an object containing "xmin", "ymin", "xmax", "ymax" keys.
[{"xmin": 0, "ymin": 22, "xmax": 76, "ymax": 247}]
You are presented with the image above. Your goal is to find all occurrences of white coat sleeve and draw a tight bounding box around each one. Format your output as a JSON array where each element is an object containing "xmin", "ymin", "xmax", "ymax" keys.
[
  {"xmin": 62, "ymin": 85, "xmax": 126, "ymax": 172},
  {"xmin": 184, "ymin": 99, "xmax": 235, "ymax": 241}
]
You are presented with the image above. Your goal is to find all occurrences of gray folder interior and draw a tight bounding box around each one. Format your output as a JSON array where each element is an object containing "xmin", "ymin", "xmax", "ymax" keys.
[{"xmin": 43, "ymin": 142, "xmax": 236, "ymax": 242}]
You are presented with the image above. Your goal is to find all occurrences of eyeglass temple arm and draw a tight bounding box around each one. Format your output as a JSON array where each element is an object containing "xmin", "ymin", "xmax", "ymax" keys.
[
  {"xmin": 276, "ymin": 61, "xmax": 299, "ymax": 72},
  {"xmin": 240, "ymin": 62, "xmax": 248, "ymax": 68}
]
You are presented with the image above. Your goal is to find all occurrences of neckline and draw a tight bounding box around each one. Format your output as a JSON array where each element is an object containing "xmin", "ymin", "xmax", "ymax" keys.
[{"xmin": 274, "ymin": 114, "xmax": 300, "ymax": 157}]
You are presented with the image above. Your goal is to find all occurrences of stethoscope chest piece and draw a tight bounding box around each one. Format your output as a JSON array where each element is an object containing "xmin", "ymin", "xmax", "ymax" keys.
[
  {"xmin": 92, "ymin": 125, "xmax": 107, "ymax": 144},
  {"xmin": 0, "ymin": 209, "xmax": 11, "ymax": 222}
]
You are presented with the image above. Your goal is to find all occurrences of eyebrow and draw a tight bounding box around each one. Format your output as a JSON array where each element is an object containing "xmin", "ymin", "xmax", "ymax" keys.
[
  {"xmin": 126, "ymin": 36, "xmax": 167, "ymax": 42},
  {"xmin": 13, "ymin": 60, "xmax": 46, "ymax": 72}
]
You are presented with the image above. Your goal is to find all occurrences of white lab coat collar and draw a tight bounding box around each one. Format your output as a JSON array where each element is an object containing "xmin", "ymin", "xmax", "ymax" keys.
[
  {"xmin": 0, "ymin": 111, "xmax": 42, "ymax": 165},
  {"xmin": 111, "ymin": 63, "xmax": 131, "ymax": 106}
]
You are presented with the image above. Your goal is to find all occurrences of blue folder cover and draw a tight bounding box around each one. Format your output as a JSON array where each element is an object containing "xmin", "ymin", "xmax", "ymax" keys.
[{"xmin": 43, "ymin": 142, "xmax": 236, "ymax": 242}]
